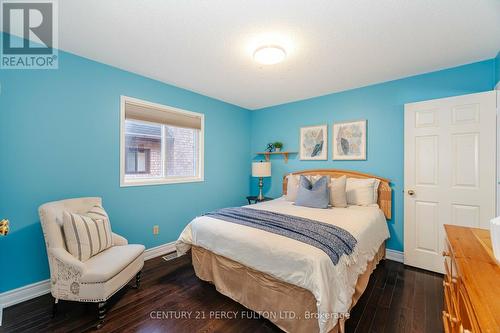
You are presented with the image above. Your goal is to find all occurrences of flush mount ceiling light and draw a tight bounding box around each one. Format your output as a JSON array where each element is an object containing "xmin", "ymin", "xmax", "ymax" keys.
[{"xmin": 253, "ymin": 45, "xmax": 286, "ymax": 65}]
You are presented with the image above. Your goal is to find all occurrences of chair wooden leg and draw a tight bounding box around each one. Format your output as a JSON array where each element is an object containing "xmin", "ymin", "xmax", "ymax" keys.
[
  {"xmin": 96, "ymin": 301, "xmax": 107, "ymax": 329},
  {"xmin": 134, "ymin": 270, "xmax": 142, "ymax": 289},
  {"xmin": 51, "ymin": 298, "xmax": 58, "ymax": 318}
]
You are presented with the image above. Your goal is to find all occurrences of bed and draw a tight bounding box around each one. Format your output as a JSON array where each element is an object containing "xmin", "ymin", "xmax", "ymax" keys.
[{"xmin": 177, "ymin": 169, "xmax": 392, "ymax": 333}]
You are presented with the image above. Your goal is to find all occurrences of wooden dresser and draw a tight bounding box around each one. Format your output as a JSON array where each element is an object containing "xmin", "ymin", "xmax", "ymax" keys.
[{"xmin": 443, "ymin": 225, "xmax": 500, "ymax": 333}]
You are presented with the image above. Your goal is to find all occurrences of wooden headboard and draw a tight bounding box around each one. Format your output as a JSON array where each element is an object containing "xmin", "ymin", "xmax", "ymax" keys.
[{"xmin": 283, "ymin": 169, "xmax": 392, "ymax": 220}]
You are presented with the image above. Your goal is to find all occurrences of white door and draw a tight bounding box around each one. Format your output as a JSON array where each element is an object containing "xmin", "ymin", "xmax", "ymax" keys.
[
  {"xmin": 404, "ymin": 91, "xmax": 496, "ymax": 273},
  {"xmin": 497, "ymin": 90, "xmax": 500, "ymax": 214}
]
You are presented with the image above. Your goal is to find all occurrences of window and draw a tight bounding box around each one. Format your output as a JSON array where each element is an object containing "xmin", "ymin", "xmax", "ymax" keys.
[
  {"xmin": 124, "ymin": 121, "xmax": 161, "ymax": 179},
  {"xmin": 126, "ymin": 147, "xmax": 151, "ymax": 174},
  {"xmin": 120, "ymin": 96, "xmax": 204, "ymax": 186}
]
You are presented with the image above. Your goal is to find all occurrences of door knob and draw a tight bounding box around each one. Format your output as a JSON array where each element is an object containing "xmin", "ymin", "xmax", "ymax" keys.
[
  {"xmin": 0, "ymin": 219, "xmax": 9, "ymax": 236},
  {"xmin": 407, "ymin": 190, "xmax": 415, "ymax": 196}
]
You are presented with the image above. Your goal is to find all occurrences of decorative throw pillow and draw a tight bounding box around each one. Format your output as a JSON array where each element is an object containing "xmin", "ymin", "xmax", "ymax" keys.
[
  {"xmin": 62, "ymin": 207, "xmax": 113, "ymax": 262},
  {"xmin": 86, "ymin": 204, "xmax": 109, "ymax": 221},
  {"xmin": 295, "ymin": 175, "xmax": 330, "ymax": 209},
  {"xmin": 346, "ymin": 178, "xmax": 380, "ymax": 206},
  {"xmin": 286, "ymin": 174, "xmax": 336, "ymax": 202},
  {"xmin": 307, "ymin": 175, "xmax": 324, "ymax": 183},
  {"xmin": 330, "ymin": 176, "xmax": 347, "ymax": 208}
]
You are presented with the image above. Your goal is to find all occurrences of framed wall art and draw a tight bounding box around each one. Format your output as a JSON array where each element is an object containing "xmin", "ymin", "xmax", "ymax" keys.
[
  {"xmin": 332, "ymin": 120, "xmax": 366, "ymax": 160},
  {"xmin": 299, "ymin": 124, "xmax": 328, "ymax": 160}
]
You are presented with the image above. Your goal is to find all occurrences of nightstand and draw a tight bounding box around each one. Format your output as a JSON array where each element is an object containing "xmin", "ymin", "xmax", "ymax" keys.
[{"xmin": 246, "ymin": 196, "xmax": 273, "ymax": 205}]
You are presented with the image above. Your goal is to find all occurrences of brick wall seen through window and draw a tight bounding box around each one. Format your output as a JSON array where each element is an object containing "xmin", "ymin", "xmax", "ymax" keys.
[{"xmin": 124, "ymin": 120, "xmax": 199, "ymax": 181}]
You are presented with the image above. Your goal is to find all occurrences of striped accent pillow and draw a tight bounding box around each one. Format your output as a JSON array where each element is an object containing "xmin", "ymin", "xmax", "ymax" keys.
[
  {"xmin": 62, "ymin": 210, "xmax": 113, "ymax": 262},
  {"xmin": 86, "ymin": 204, "xmax": 109, "ymax": 221}
]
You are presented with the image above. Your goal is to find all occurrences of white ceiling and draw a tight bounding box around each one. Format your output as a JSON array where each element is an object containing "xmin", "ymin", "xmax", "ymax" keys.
[{"xmin": 58, "ymin": 1, "xmax": 500, "ymax": 108}]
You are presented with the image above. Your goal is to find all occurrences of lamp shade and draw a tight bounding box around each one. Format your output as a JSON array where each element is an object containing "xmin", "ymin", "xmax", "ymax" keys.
[{"xmin": 252, "ymin": 161, "xmax": 271, "ymax": 177}]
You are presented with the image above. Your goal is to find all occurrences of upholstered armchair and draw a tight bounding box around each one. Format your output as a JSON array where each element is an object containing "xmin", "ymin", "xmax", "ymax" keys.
[{"xmin": 39, "ymin": 197, "xmax": 145, "ymax": 328}]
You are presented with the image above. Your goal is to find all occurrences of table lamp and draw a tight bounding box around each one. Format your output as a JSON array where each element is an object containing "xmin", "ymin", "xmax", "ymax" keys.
[{"xmin": 252, "ymin": 161, "xmax": 271, "ymax": 201}]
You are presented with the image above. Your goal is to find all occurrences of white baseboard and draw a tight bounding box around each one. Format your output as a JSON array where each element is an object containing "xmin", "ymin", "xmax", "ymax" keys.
[
  {"xmin": 0, "ymin": 279, "xmax": 51, "ymax": 309},
  {"xmin": 385, "ymin": 249, "xmax": 404, "ymax": 263},
  {"xmin": 0, "ymin": 240, "xmax": 177, "ymax": 322},
  {"xmin": 144, "ymin": 241, "xmax": 176, "ymax": 260}
]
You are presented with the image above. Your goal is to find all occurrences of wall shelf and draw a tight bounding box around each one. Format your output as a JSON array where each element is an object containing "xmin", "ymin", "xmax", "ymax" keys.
[{"xmin": 256, "ymin": 152, "xmax": 297, "ymax": 163}]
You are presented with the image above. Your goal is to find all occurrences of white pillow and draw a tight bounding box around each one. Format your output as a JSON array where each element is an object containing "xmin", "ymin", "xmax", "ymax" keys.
[
  {"xmin": 330, "ymin": 176, "xmax": 347, "ymax": 207},
  {"xmin": 346, "ymin": 178, "xmax": 380, "ymax": 206},
  {"xmin": 285, "ymin": 174, "xmax": 300, "ymax": 201}
]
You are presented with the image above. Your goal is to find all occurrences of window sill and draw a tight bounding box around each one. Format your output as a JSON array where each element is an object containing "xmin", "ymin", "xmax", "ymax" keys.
[{"xmin": 120, "ymin": 176, "xmax": 204, "ymax": 187}]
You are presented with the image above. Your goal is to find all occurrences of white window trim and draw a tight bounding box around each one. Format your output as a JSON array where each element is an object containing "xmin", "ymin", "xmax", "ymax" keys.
[{"xmin": 120, "ymin": 95, "xmax": 205, "ymax": 187}]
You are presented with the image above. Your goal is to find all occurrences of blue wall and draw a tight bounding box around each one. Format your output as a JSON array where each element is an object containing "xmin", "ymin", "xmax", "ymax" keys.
[
  {"xmin": 495, "ymin": 51, "xmax": 500, "ymax": 87},
  {"xmin": 0, "ymin": 35, "xmax": 497, "ymax": 294},
  {"xmin": 250, "ymin": 60, "xmax": 496, "ymax": 252},
  {"xmin": 0, "ymin": 45, "xmax": 251, "ymax": 292}
]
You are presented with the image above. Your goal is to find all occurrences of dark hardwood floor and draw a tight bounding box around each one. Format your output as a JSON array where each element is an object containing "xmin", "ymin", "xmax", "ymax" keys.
[{"xmin": 1, "ymin": 255, "xmax": 443, "ymax": 333}]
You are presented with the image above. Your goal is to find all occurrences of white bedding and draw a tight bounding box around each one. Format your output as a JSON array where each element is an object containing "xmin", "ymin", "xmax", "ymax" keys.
[{"xmin": 177, "ymin": 197, "xmax": 390, "ymax": 333}]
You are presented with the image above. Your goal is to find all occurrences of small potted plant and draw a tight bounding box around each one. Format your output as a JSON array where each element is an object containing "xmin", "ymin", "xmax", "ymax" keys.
[{"xmin": 273, "ymin": 142, "xmax": 283, "ymax": 152}]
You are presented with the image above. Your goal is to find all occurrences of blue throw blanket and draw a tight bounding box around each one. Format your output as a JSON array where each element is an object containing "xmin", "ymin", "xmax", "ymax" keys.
[{"xmin": 204, "ymin": 207, "xmax": 357, "ymax": 265}]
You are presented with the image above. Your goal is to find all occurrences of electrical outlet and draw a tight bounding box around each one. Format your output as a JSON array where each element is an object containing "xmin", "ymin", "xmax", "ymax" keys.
[{"xmin": 153, "ymin": 225, "xmax": 159, "ymax": 235}]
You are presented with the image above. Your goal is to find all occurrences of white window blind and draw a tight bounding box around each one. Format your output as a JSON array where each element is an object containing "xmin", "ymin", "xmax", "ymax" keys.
[{"xmin": 124, "ymin": 100, "xmax": 202, "ymax": 129}]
